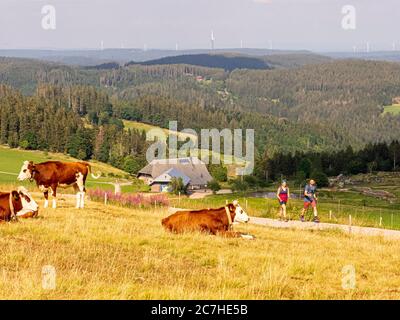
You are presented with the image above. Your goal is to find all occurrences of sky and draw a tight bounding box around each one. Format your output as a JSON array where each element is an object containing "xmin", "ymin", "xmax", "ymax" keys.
[{"xmin": 0, "ymin": 0, "xmax": 399, "ymax": 52}]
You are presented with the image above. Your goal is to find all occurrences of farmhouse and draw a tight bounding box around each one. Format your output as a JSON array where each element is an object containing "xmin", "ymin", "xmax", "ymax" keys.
[{"xmin": 138, "ymin": 157, "xmax": 212, "ymax": 192}]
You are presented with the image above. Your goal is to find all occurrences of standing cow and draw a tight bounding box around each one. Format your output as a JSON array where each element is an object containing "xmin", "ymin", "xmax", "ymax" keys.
[
  {"xmin": 17, "ymin": 161, "xmax": 100, "ymax": 209},
  {"xmin": 0, "ymin": 187, "xmax": 39, "ymax": 221},
  {"xmin": 162, "ymin": 200, "xmax": 255, "ymax": 239}
]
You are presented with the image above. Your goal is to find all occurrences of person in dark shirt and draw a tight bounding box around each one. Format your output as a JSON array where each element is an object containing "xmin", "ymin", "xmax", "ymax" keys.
[{"xmin": 300, "ymin": 179, "xmax": 319, "ymax": 223}]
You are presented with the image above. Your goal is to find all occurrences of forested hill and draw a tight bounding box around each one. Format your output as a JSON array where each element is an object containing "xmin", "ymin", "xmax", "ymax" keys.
[
  {"xmin": 1, "ymin": 56, "xmax": 400, "ymax": 157},
  {"xmin": 127, "ymin": 54, "xmax": 271, "ymax": 71},
  {"xmin": 126, "ymin": 52, "xmax": 332, "ymax": 71}
]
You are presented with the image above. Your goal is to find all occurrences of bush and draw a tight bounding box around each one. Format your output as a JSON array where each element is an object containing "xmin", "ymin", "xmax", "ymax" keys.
[
  {"xmin": 209, "ymin": 165, "xmax": 228, "ymax": 182},
  {"xmin": 169, "ymin": 177, "xmax": 188, "ymax": 195},
  {"xmin": 310, "ymin": 170, "xmax": 329, "ymax": 187},
  {"xmin": 228, "ymin": 178, "xmax": 249, "ymax": 192},
  {"xmin": 208, "ymin": 179, "xmax": 221, "ymax": 194}
]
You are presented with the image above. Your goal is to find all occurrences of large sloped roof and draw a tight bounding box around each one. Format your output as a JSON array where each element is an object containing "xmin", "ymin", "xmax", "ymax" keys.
[
  {"xmin": 151, "ymin": 168, "xmax": 191, "ymax": 186},
  {"xmin": 138, "ymin": 157, "xmax": 212, "ymax": 186}
]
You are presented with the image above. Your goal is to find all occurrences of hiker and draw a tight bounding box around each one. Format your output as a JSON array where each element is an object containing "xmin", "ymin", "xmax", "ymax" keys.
[
  {"xmin": 276, "ymin": 180, "xmax": 290, "ymax": 222},
  {"xmin": 300, "ymin": 179, "xmax": 320, "ymax": 223}
]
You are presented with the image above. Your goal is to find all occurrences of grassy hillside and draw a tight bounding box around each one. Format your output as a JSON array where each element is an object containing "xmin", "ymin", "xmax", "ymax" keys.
[
  {"xmin": 123, "ymin": 120, "xmax": 247, "ymax": 170},
  {"xmin": 0, "ymin": 145, "xmax": 130, "ymax": 189},
  {"xmin": 383, "ymin": 104, "xmax": 400, "ymax": 115},
  {"xmin": 123, "ymin": 120, "xmax": 197, "ymax": 141},
  {"xmin": 0, "ymin": 198, "xmax": 399, "ymax": 299}
]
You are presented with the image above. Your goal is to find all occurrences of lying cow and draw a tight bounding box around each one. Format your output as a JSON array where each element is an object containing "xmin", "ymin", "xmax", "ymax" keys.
[
  {"xmin": 162, "ymin": 200, "xmax": 255, "ymax": 239},
  {"xmin": 0, "ymin": 187, "xmax": 39, "ymax": 221},
  {"xmin": 17, "ymin": 161, "xmax": 100, "ymax": 209}
]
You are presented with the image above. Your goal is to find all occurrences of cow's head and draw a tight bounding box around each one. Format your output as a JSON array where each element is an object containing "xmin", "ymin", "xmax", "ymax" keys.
[
  {"xmin": 15, "ymin": 187, "xmax": 39, "ymax": 218},
  {"xmin": 17, "ymin": 161, "xmax": 35, "ymax": 181},
  {"xmin": 228, "ymin": 200, "xmax": 250, "ymax": 223}
]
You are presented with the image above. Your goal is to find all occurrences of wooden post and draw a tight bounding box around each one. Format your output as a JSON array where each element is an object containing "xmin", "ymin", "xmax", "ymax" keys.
[
  {"xmin": 104, "ymin": 192, "xmax": 108, "ymax": 205},
  {"xmin": 329, "ymin": 210, "xmax": 332, "ymax": 221},
  {"xmin": 246, "ymin": 199, "xmax": 248, "ymax": 209},
  {"xmin": 349, "ymin": 215, "xmax": 352, "ymax": 234},
  {"xmin": 391, "ymin": 214, "xmax": 394, "ymax": 229},
  {"xmin": 178, "ymin": 192, "xmax": 181, "ymax": 205},
  {"xmin": 379, "ymin": 216, "xmax": 383, "ymax": 227},
  {"xmin": 226, "ymin": 200, "xmax": 228, "ymax": 205}
]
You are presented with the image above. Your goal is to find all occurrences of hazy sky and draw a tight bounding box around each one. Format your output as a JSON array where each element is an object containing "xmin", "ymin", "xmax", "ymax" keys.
[{"xmin": 0, "ymin": 0, "xmax": 399, "ymax": 52}]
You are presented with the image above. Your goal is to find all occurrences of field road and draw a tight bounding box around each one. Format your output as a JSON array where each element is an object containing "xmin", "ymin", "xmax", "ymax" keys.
[{"xmin": 249, "ymin": 216, "xmax": 400, "ymax": 240}]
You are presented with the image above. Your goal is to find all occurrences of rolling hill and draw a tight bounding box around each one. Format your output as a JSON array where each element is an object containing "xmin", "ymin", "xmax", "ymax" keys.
[{"xmin": 127, "ymin": 53, "xmax": 272, "ymax": 71}]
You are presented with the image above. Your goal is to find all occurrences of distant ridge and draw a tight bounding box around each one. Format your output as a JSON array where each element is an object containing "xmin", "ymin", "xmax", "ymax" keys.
[{"xmin": 126, "ymin": 53, "xmax": 271, "ymax": 71}]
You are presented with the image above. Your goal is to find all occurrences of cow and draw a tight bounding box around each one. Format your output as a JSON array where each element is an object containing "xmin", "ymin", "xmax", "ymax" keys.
[
  {"xmin": 17, "ymin": 161, "xmax": 100, "ymax": 209},
  {"xmin": 162, "ymin": 200, "xmax": 255, "ymax": 239},
  {"xmin": 0, "ymin": 187, "xmax": 39, "ymax": 221}
]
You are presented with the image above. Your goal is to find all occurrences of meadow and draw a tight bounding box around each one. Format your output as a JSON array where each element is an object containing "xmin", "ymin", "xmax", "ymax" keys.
[
  {"xmin": 171, "ymin": 191, "xmax": 400, "ymax": 231},
  {"xmin": 0, "ymin": 196, "xmax": 399, "ymax": 300},
  {"xmin": 383, "ymin": 104, "xmax": 400, "ymax": 115},
  {"xmin": 0, "ymin": 145, "xmax": 148, "ymax": 192}
]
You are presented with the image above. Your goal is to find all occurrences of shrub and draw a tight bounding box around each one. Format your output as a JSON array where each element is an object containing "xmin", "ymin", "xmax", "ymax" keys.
[
  {"xmin": 169, "ymin": 177, "xmax": 188, "ymax": 195},
  {"xmin": 228, "ymin": 178, "xmax": 249, "ymax": 192},
  {"xmin": 208, "ymin": 179, "xmax": 221, "ymax": 194},
  {"xmin": 310, "ymin": 170, "xmax": 329, "ymax": 187}
]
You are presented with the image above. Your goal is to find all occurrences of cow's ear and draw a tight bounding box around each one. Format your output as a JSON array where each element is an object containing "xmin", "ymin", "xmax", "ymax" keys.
[
  {"xmin": 228, "ymin": 203, "xmax": 235, "ymax": 212},
  {"xmin": 12, "ymin": 191, "xmax": 20, "ymax": 202}
]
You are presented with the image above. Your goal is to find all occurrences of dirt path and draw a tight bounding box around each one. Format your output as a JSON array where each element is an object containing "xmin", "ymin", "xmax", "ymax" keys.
[{"xmin": 249, "ymin": 216, "xmax": 400, "ymax": 240}]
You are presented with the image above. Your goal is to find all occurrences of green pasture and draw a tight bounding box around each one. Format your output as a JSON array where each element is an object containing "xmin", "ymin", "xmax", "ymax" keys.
[
  {"xmin": 383, "ymin": 104, "xmax": 400, "ymax": 116},
  {"xmin": 0, "ymin": 145, "xmax": 149, "ymax": 192}
]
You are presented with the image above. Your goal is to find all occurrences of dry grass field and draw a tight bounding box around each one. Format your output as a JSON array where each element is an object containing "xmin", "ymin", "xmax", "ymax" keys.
[{"xmin": 0, "ymin": 196, "xmax": 399, "ymax": 300}]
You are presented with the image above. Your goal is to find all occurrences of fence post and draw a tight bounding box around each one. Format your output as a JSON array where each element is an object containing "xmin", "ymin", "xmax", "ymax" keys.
[
  {"xmin": 379, "ymin": 216, "xmax": 383, "ymax": 227},
  {"xmin": 329, "ymin": 210, "xmax": 332, "ymax": 221},
  {"xmin": 178, "ymin": 192, "xmax": 181, "ymax": 205},
  {"xmin": 349, "ymin": 215, "xmax": 352, "ymax": 234},
  {"xmin": 246, "ymin": 199, "xmax": 248, "ymax": 209},
  {"xmin": 391, "ymin": 214, "xmax": 394, "ymax": 229},
  {"xmin": 104, "ymin": 192, "xmax": 108, "ymax": 206}
]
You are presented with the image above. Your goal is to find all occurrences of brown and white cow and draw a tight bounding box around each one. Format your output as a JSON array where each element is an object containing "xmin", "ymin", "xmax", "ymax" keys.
[
  {"xmin": 17, "ymin": 161, "xmax": 100, "ymax": 209},
  {"xmin": 162, "ymin": 200, "xmax": 255, "ymax": 239},
  {"xmin": 0, "ymin": 187, "xmax": 39, "ymax": 221}
]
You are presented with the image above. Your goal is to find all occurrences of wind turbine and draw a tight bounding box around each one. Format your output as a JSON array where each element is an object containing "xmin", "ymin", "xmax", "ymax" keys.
[
  {"xmin": 211, "ymin": 30, "xmax": 215, "ymax": 50},
  {"xmin": 100, "ymin": 40, "xmax": 104, "ymax": 51}
]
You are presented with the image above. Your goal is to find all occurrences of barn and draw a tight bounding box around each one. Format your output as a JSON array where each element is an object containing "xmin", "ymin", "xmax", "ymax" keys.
[{"xmin": 137, "ymin": 157, "xmax": 212, "ymax": 191}]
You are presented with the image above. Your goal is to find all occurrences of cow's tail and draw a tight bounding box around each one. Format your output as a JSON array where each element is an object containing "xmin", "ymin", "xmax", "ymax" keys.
[{"xmin": 85, "ymin": 163, "xmax": 101, "ymax": 180}]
